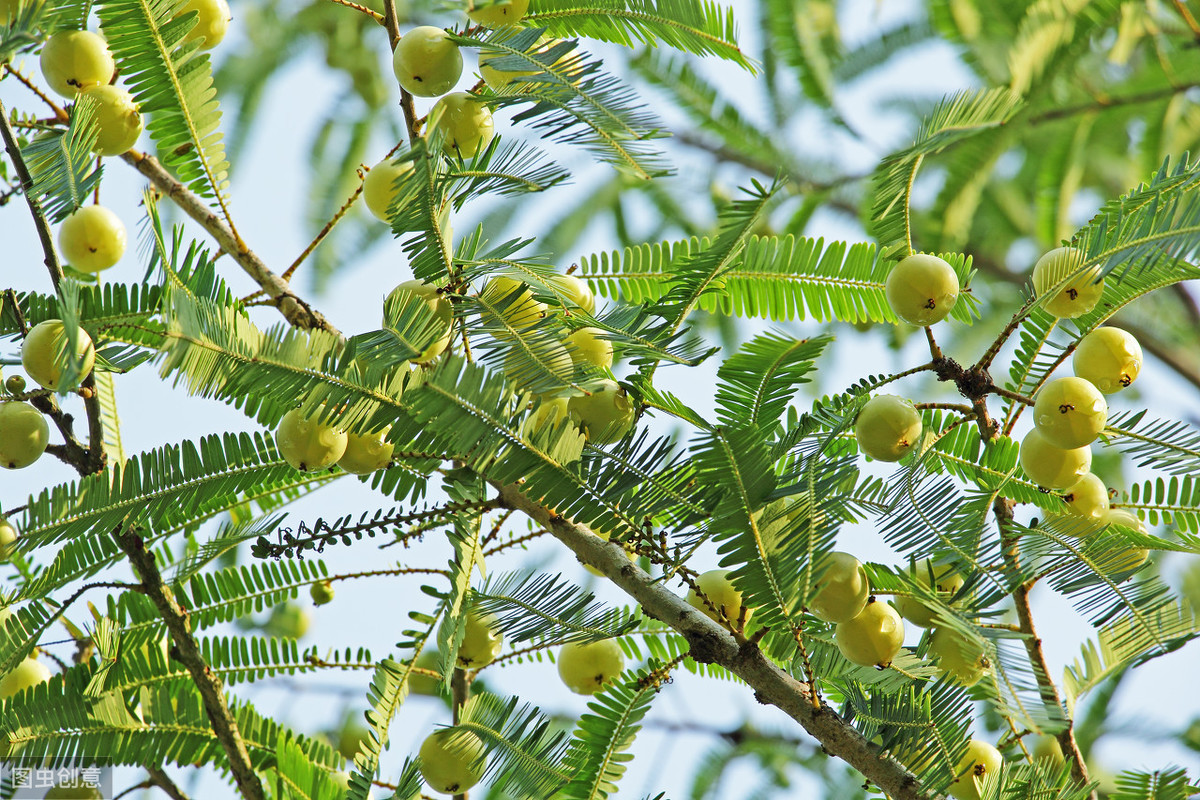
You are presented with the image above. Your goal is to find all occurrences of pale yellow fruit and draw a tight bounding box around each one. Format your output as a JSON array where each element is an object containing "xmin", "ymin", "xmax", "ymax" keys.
[
  {"xmin": 0, "ymin": 517, "xmax": 17, "ymax": 561},
  {"xmin": 835, "ymin": 598, "xmax": 905, "ymax": 668},
  {"xmin": 275, "ymin": 408, "xmax": 348, "ymax": 472},
  {"xmin": 1032, "ymin": 735, "xmax": 1065, "ymax": 767},
  {"xmin": 384, "ymin": 280, "xmax": 453, "ymax": 362},
  {"xmin": 429, "ymin": 92, "xmax": 495, "ymax": 158},
  {"xmin": 557, "ymin": 639, "xmax": 625, "ymax": 695},
  {"xmin": 855, "ymin": 395, "xmax": 922, "ymax": 462},
  {"xmin": 0, "ymin": 656, "xmax": 51, "ymax": 699},
  {"xmin": 363, "ymin": 157, "xmax": 415, "ymax": 224},
  {"xmin": 1032, "ymin": 246, "xmax": 1104, "ymax": 319},
  {"xmin": 456, "ymin": 609, "xmax": 503, "ymax": 668},
  {"xmin": 39, "ymin": 30, "xmax": 114, "ymax": 97},
  {"xmin": 1051, "ymin": 473, "xmax": 1109, "ymax": 537},
  {"xmin": 547, "ymin": 273, "xmax": 595, "ymax": 314},
  {"xmin": 567, "ymin": 379, "xmax": 635, "ymax": 444},
  {"xmin": 885, "ymin": 253, "xmax": 960, "ymax": 326},
  {"xmin": 21, "ymin": 320, "xmax": 95, "ymax": 390},
  {"xmin": 58, "ymin": 205, "xmax": 126, "ymax": 273},
  {"xmin": 179, "ymin": 0, "xmax": 231, "ymax": 48},
  {"xmin": 480, "ymin": 36, "xmax": 582, "ymax": 91},
  {"xmin": 337, "ymin": 429, "xmax": 394, "ymax": 474},
  {"xmin": 83, "ymin": 85, "xmax": 143, "ymax": 156},
  {"xmin": 1019, "ymin": 428, "xmax": 1091, "ymax": 490},
  {"xmin": 482, "ymin": 276, "xmax": 546, "ymax": 332},
  {"xmin": 686, "ymin": 569, "xmax": 752, "ymax": 626},
  {"xmin": 0, "ymin": 402, "xmax": 50, "ymax": 469},
  {"xmin": 393, "ymin": 26, "xmax": 463, "ymax": 97},
  {"xmin": 929, "ymin": 626, "xmax": 987, "ymax": 686},
  {"xmin": 418, "ymin": 728, "xmax": 486, "ymax": 794},
  {"xmin": 1073, "ymin": 326, "xmax": 1142, "ymax": 394},
  {"xmin": 894, "ymin": 560, "xmax": 965, "ymax": 628},
  {"xmin": 949, "ymin": 739, "xmax": 1003, "ymax": 800},
  {"xmin": 466, "ymin": 0, "xmax": 529, "ymax": 27},
  {"xmin": 1033, "ymin": 376, "xmax": 1107, "ymax": 449},
  {"xmin": 809, "ymin": 551, "xmax": 869, "ymax": 623},
  {"xmin": 565, "ymin": 327, "xmax": 613, "ymax": 370}
]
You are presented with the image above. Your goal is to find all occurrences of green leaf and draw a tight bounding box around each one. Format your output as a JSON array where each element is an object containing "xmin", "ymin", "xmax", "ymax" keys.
[{"xmin": 19, "ymin": 91, "xmax": 102, "ymax": 223}]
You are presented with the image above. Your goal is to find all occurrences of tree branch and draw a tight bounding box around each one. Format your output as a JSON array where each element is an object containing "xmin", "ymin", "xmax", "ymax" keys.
[{"xmin": 0, "ymin": 89, "xmax": 64, "ymax": 289}]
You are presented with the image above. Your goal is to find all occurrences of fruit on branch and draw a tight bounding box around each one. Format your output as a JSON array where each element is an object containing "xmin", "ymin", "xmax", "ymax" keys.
[
  {"xmin": 854, "ymin": 395, "xmax": 922, "ymax": 462},
  {"xmin": 894, "ymin": 559, "xmax": 964, "ymax": 627},
  {"xmin": 0, "ymin": 655, "xmax": 51, "ymax": 699},
  {"xmin": 929, "ymin": 625, "xmax": 987, "ymax": 686},
  {"xmin": 686, "ymin": 569, "xmax": 752, "ymax": 627},
  {"xmin": 58, "ymin": 205, "xmax": 126, "ymax": 273},
  {"xmin": 466, "ymin": 0, "xmax": 529, "ymax": 27},
  {"xmin": 418, "ymin": 728, "xmax": 486, "ymax": 794},
  {"xmin": 1033, "ymin": 376, "xmax": 1108, "ymax": 448},
  {"xmin": 275, "ymin": 407, "xmax": 348, "ymax": 472},
  {"xmin": 178, "ymin": 0, "xmax": 231, "ymax": 49},
  {"xmin": 523, "ymin": 396, "xmax": 575, "ymax": 437},
  {"xmin": 1097, "ymin": 508, "xmax": 1149, "ymax": 576},
  {"xmin": 1032, "ymin": 735, "xmax": 1065, "ymax": 767},
  {"xmin": 43, "ymin": 780, "xmax": 103, "ymax": 799},
  {"xmin": 337, "ymin": 429, "xmax": 395, "ymax": 474},
  {"xmin": 337, "ymin": 717, "xmax": 371, "ymax": 761},
  {"xmin": 5, "ymin": 375, "xmax": 25, "ymax": 393},
  {"xmin": 949, "ymin": 739, "xmax": 1003, "ymax": 800},
  {"xmin": 83, "ymin": 85, "xmax": 144, "ymax": 156},
  {"xmin": 1051, "ymin": 472, "xmax": 1110, "ymax": 536},
  {"xmin": 479, "ymin": 36, "xmax": 582, "ymax": 91},
  {"xmin": 39, "ymin": 30, "xmax": 115, "ymax": 96},
  {"xmin": 565, "ymin": 327, "xmax": 613, "ymax": 370},
  {"xmin": 557, "ymin": 638, "xmax": 625, "ymax": 694},
  {"xmin": 309, "ymin": 580, "xmax": 335, "ymax": 606},
  {"xmin": 1019, "ymin": 428, "xmax": 1091, "ymax": 490},
  {"xmin": 834, "ymin": 597, "xmax": 905, "ymax": 668},
  {"xmin": 363, "ymin": 157, "xmax": 415, "ymax": 224},
  {"xmin": 546, "ymin": 274, "xmax": 595, "ymax": 314},
  {"xmin": 884, "ymin": 253, "xmax": 960, "ymax": 326},
  {"xmin": 1073, "ymin": 326, "xmax": 1142, "ymax": 394},
  {"xmin": 456, "ymin": 608, "xmax": 504, "ymax": 668},
  {"xmin": 22, "ymin": 320, "xmax": 96, "ymax": 391},
  {"xmin": 1032, "ymin": 246, "xmax": 1104, "ymax": 319},
  {"xmin": 808, "ymin": 551, "xmax": 869, "ymax": 623},
  {"xmin": 482, "ymin": 276, "xmax": 547, "ymax": 332},
  {"xmin": 393, "ymin": 26, "xmax": 463, "ymax": 97},
  {"xmin": 567, "ymin": 379, "xmax": 636, "ymax": 444},
  {"xmin": 385, "ymin": 280, "xmax": 454, "ymax": 363},
  {"xmin": 428, "ymin": 92, "xmax": 495, "ymax": 158},
  {"xmin": 264, "ymin": 602, "xmax": 310, "ymax": 639},
  {"xmin": 0, "ymin": 517, "xmax": 16, "ymax": 561},
  {"xmin": 0, "ymin": 402, "xmax": 50, "ymax": 469}
]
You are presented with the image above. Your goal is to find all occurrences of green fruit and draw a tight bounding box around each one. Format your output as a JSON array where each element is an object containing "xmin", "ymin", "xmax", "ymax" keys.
[
  {"xmin": 418, "ymin": 728, "xmax": 486, "ymax": 795},
  {"xmin": 686, "ymin": 569, "xmax": 752, "ymax": 627},
  {"xmin": 567, "ymin": 379, "xmax": 636, "ymax": 444},
  {"xmin": 456, "ymin": 608, "xmax": 504, "ymax": 668},
  {"xmin": 338, "ymin": 429, "xmax": 394, "ymax": 474},
  {"xmin": 0, "ymin": 655, "xmax": 51, "ymax": 699},
  {"xmin": 0, "ymin": 402, "xmax": 50, "ymax": 469},
  {"xmin": 949, "ymin": 739, "xmax": 1003, "ymax": 800},
  {"xmin": 855, "ymin": 395, "xmax": 922, "ymax": 462},
  {"xmin": 929, "ymin": 626, "xmax": 987, "ymax": 686},
  {"xmin": 429, "ymin": 92, "xmax": 495, "ymax": 158},
  {"xmin": 1098, "ymin": 509, "xmax": 1149, "ymax": 576},
  {"xmin": 393, "ymin": 26, "xmax": 463, "ymax": 97},
  {"xmin": 264, "ymin": 602, "xmax": 310, "ymax": 639},
  {"xmin": 1033, "ymin": 376, "xmax": 1107, "ymax": 449},
  {"xmin": 479, "ymin": 35, "xmax": 581, "ymax": 91},
  {"xmin": 337, "ymin": 717, "xmax": 370, "ymax": 761},
  {"xmin": 835, "ymin": 598, "xmax": 905, "ymax": 668},
  {"xmin": 1073, "ymin": 327, "xmax": 1142, "ymax": 394},
  {"xmin": 58, "ymin": 205, "xmax": 126, "ymax": 273},
  {"xmin": 0, "ymin": 0, "xmax": 20, "ymax": 24},
  {"xmin": 39, "ymin": 30, "xmax": 114, "ymax": 97},
  {"xmin": 363, "ymin": 157, "xmax": 415, "ymax": 223},
  {"xmin": 5, "ymin": 375, "xmax": 26, "ymax": 394},
  {"xmin": 523, "ymin": 396, "xmax": 575, "ymax": 436},
  {"xmin": 178, "ymin": 0, "xmax": 231, "ymax": 48},
  {"xmin": 884, "ymin": 253, "xmax": 960, "ymax": 326},
  {"xmin": 1032, "ymin": 246, "xmax": 1104, "ymax": 319},
  {"xmin": 557, "ymin": 638, "xmax": 625, "ymax": 695},
  {"xmin": 1019, "ymin": 428, "xmax": 1092, "ymax": 489},
  {"xmin": 408, "ymin": 649, "xmax": 442, "ymax": 695},
  {"xmin": 894, "ymin": 560, "xmax": 964, "ymax": 627},
  {"xmin": 565, "ymin": 327, "xmax": 613, "ymax": 370},
  {"xmin": 83, "ymin": 84, "xmax": 144, "ymax": 156},
  {"xmin": 385, "ymin": 279, "xmax": 454, "ymax": 362},
  {"xmin": 328, "ymin": 771, "xmax": 375, "ymax": 800},
  {"xmin": 1032, "ymin": 735, "xmax": 1065, "ymax": 767},
  {"xmin": 482, "ymin": 276, "xmax": 547, "ymax": 332},
  {"xmin": 547, "ymin": 274, "xmax": 595, "ymax": 314},
  {"xmin": 1051, "ymin": 473, "xmax": 1109, "ymax": 536},
  {"xmin": 809, "ymin": 551, "xmax": 870, "ymax": 623},
  {"xmin": 21, "ymin": 319, "xmax": 96, "ymax": 391},
  {"xmin": 0, "ymin": 517, "xmax": 16, "ymax": 561},
  {"xmin": 309, "ymin": 580, "xmax": 335, "ymax": 606},
  {"xmin": 43, "ymin": 780, "xmax": 103, "ymax": 799},
  {"xmin": 466, "ymin": 0, "xmax": 528, "ymax": 27},
  {"xmin": 275, "ymin": 408, "xmax": 348, "ymax": 472}
]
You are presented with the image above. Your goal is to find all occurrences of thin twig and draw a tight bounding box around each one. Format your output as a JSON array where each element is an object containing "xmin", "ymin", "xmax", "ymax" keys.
[
  {"xmin": 5, "ymin": 64, "xmax": 69, "ymax": 122},
  {"xmin": 145, "ymin": 766, "xmax": 193, "ymax": 800},
  {"xmin": 0, "ymin": 88, "xmax": 64, "ymax": 288},
  {"xmin": 327, "ymin": 0, "xmax": 384, "ymax": 22}
]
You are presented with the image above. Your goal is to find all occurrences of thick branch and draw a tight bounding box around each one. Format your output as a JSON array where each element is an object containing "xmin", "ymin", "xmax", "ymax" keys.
[{"xmin": 0, "ymin": 90, "xmax": 64, "ymax": 288}]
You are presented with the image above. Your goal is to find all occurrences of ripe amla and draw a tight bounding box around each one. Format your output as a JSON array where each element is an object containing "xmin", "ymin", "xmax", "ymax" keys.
[
  {"xmin": 363, "ymin": 157, "xmax": 415, "ymax": 224},
  {"xmin": 0, "ymin": 517, "xmax": 16, "ymax": 561},
  {"xmin": 808, "ymin": 551, "xmax": 870, "ymax": 623},
  {"xmin": 1032, "ymin": 246, "xmax": 1104, "ymax": 319},
  {"xmin": 466, "ymin": 0, "xmax": 528, "ymax": 27},
  {"xmin": 894, "ymin": 559, "xmax": 964, "ymax": 627},
  {"xmin": 418, "ymin": 728, "xmax": 486, "ymax": 795},
  {"xmin": 393, "ymin": 26, "xmax": 462, "ymax": 97},
  {"xmin": 338, "ymin": 428, "xmax": 395, "ymax": 474},
  {"xmin": 82, "ymin": 85, "xmax": 144, "ymax": 156},
  {"xmin": 686, "ymin": 569, "xmax": 752, "ymax": 627},
  {"xmin": 949, "ymin": 739, "xmax": 1003, "ymax": 800},
  {"xmin": 58, "ymin": 205, "xmax": 126, "ymax": 273},
  {"xmin": 855, "ymin": 395, "xmax": 922, "ymax": 461},
  {"xmin": 309, "ymin": 580, "xmax": 335, "ymax": 606},
  {"xmin": 885, "ymin": 253, "xmax": 960, "ymax": 326},
  {"xmin": 1019, "ymin": 428, "xmax": 1091, "ymax": 490},
  {"xmin": 39, "ymin": 30, "xmax": 114, "ymax": 96},
  {"xmin": 1050, "ymin": 472, "xmax": 1110, "ymax": 537},
  {"xmin": 929, "ymin": 625, "xmax": 987, "ymax": 686},
  {"xmin": 557, "ymin": 638, "xmax": 625, "ymax": 695},
  {"xmin": 275, "ymin": 408, "xmax": 348, "ymax": 472},
  {"xmin": 178, "ymin": 0, "xmax": 231, "ymax": 49},
  {"xmin": 567, "ymin": 379, "xmax": 636, "ymax": 444},
  {"xmin": 0, "ymin": 401, "xmax": 50, "ymax": 469},
  {"xmin": 835, "ymin": 597, "xmax": 905, "ymax": 668},
  {"xmin": 0, "ymin": 655, "xmax": 52, "ymax": 699},
  {"xmin": 1033, "ymin": 376, "xmax": 1107, "ymax": 449},
  {"xmin": 455, "ymin": 608, "xmax": 504, "ymax": 669},
  {"xmin": 385, "ymin": 279, "xmax": 454, "ymax": 363},
  {"xmin": 429, "ymin": 92, "xmax": 495, "ymax": 159},
  {"xmin": 1073, "ymin": 326, "xmax": 1142, "ymax": 394},
  {"xmin": 22, "ymin": 320, "xmax": 95, "ymax": 391}
]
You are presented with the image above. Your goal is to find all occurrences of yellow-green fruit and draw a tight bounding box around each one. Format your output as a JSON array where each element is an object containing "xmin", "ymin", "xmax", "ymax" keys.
[
  {"xmin": 466, "ymin": 0, "xmax": 529, "ymax": 27},
  {"xmin": 1052, "ymin": 473, "xmax": 1109, "ymax": 537},
  {"xmin": 565, "ymin": 327, "xmax": 613, "ymax": 370},
  {"xmin": 567, "ymin": 379, "xmax": 636, "ymax": 444},
  {"xmin": 83, "ymin": 85, "xmax": 143, "ymax": 156},
  {"xmin": 179, "ymin": 0, "xmax": 231, "ymax": 48},
  {"xmin": 835, "ymin": 598, "xmax": 905, "ymax": 668},
  {"xmin": 1033, "ymin": 376, "xmax": 1107, "ymax": 449},
  {"xmin": 393, "ymin": 26, "xmax": 463, "ymax": 97},
  {"xmin": 337, "ymin": 429, "xmax": 394, "ymax": 474},
  {"xmin": 523, "ymin": 396, "xmax": 575, "ymax": 439},
  {"xmin": 363, "ymin": 157, "xmax": 415, "ymax": 223},
  {"xmin": 0, "ymin": 655, "xmax": 51, "ymax": 699},
  {"xmin": 894, "ymin": 560, "xmax": 965, "ymax": 627},
  {"xmin": 275, "ymin": 408, "xmax": 348, "ymax": 472},
  {"xmin": 0, "ymin": 402, "xmax": 50, "ymax": 469},
  {"xmin": 855, "ymin": 395, "xmax": 922, "ymax": 462},
  {"xmin": 885, "ymin": 253, "xmax": 960, "ymax": 326},
  {"xmin": 809, "ymin": 551, "xmax": 870, "ymax": 623},
  {"xmin": 337, "ymin": 718, "xmax": 370, "ymax": 761},
  {"xmin": 1032, "ymin": 735, "xmax": 1065, "ymax": 767},
  {"xmin": 949, "ymin": 739, "xmax": 1003, "ymax": 800},
  {"xmin": 418, "ymin": 728, "xmax": 486, "ymax": 795},
  {"xmin": 328, "ymin": 771, "xmax": 375, "ymax": 800},
  {"xmin": 39, "ymin": 30, "xmax": 114, "ymax": 96},
  {"xmin": 43, "ymin": 780, "xmax": 103, "ymax": 799},
  {"xmin": 385, "ymin": 280, "xmax": 453, "ymax": 362},
  {"xmin": 1032, "ymin": 246, "xmax": 1104, "ymax": 319},
  {"xmin": 1098, "ymin": 509, "xmax": 1149, "ymax": 576},
  {"xmin": 0, "ymin": 517, "xmax": 16, "ymax": 561},
  {"xmin": 429, "ymin": 92, "xmax": 495, "ymax": 158},
  {"xmin": 929, "ymin": 626, "xmax": 987, "ymax": 686},
  {"xmin": 1073, "ymin": 327, "xmax": 1142, "ymax": 394},
  {"xmin": 58, "ymin": 205, "xmax": 126, "ymax": 273},
  {"xmin": 480, "ymin": 36, "xmax": 581, "ymax": 91},
  {"xmin": 547, "ymin": 274, "xmax": 595, "ymax": 314},
  {"xmin": 686, "ymin": 569, "xmax": 752, "ymax": 626},
  {"xmin": 557, "ymin": 638, "xmax": 625, "ymax": 695},
  {"xmin": 309, "ymin": 580, "xmax": 335, "ymax": 606},
  {"xmin": 0, "ymin": 0, "xmax": 20, "ymax": 24},
  {"xmin": 21, "ymin": 320, "xmax": 95, "ymax": 391},
  {"xmin": 1019, "ymin": 428, "xmax": 1091, "ymax": 489},
  {"xmin": 456, "ymin": 609, "xmax": 504, "ymax": 668},
  {"xmin": 264, "ymin": 602, "xmax": 310, "ymax": 639},
  {"xmin": 482, "ymin": 276, "xmax": 547, "ymax": 332}
]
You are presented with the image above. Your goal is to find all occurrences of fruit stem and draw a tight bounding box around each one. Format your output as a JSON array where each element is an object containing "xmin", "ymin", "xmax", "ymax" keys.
[
  {"xmin": 923, "ymin": 325, "xmax": 942, "ymax": 360},
  {"xmin": 986, "ymin": 384, "xmax": 1035, "ymax": 407}
]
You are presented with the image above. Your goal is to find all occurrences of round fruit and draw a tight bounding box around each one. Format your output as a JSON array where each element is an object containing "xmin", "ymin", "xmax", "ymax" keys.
[
  {"xmin": 6, "ymin": 375, "xmax": 26, "ymax": 393},
  {"xmin": 894, "ymin": 559, "xmax": 964, "ymax": 627},
  {"xmin": 39, "ymin": 30, "xmax": 115, "ymax": 97},
  {"xmin": 565, "ymin": 327, "xmax": 613, "ymax": 370},
  {"xmin": 547, "ymin": 274, "xmax": 595, "ymax": 314},
  {"xmin": 884, "ymin": 253, "xmax": 960, "ymax": 326},
  {"xmin": 363, "ymin": 157, "xmax": 415, "ymax": 223},
  {"xmin": 523, "ymin": 396, "xmax": 575, "ymax": 436},
  {"xmin": 686, "ymin": 569, "xmax": 752, "ymax": 627},
  {"xmin": 1019, "ymin": 428, "xmax": 1092, "ymax": 489},
  {"xmin": 43, "ymin": 780, "xmax": 103, "ymax": 799},
  {"xmin": 557, "ymin": 638, "xmax": 625, "ymax": 695},
  {"xmin": 835, "ymin": 598, "xmax": 905, "ymax": 668},
  {"xmin": 0, "ymin": 402, "xmax": 50, "ymax": 469},
  {"xmin": 482, "ymin": 276, "xmax": 547, "ymax": 332},
  {"xmin": 392, "ymin": 26, "xmax": 463, "ymax": 97},
  {"xmin": 456, "ymin": 608, "xmax": 504, "ymax": 668},
  {"xmin": 567, "ymin": 379, "xmax": 636, "ymax": 444},
  {"xmin": 1097, "ymin": 509, "xmax": 1149, "ymax": 576},
  {"xmin": 0, "ymin": 655, "xmax": 52, "ymax": 699},
  {"xmin": 418, "ymin": 728, "xmax": 486, "ymax": 795},
  {"xmin": 264, "ymin": 602, "xmax": 310, "ymax": 639},
  {"xmin": 429, "ymin": 92, "xmax": 495, "ymax": 159},
  {"xmin": 1033, "ymin": 376, "xmax": 1107, "ymax": 449},
  {"xmin": 480, "ymin": 36, "xmax": 581, "ymax": 91},
  {"xmin": 275, "ymin": 407, "xmax": 348, "ymax": 472},
  {"xmin": 929, "ymin": 626, "xmax": 987, "ymax": 686},
  {"xmin": 949, "ymin": 739, "xmax": 1003, "ymax": 800},
  {"xmin": 809, "ymin": 551, "xmax": 869, "ymax": 623},
  {"xmin": 1073, "ymin": 327, "xmax": 1142, "ymax": 394},
  {"xmin": 1053, "ymin": 473, "xmax": 1109, "ymax": 536},
  {"xmin": 82, "ymin": 85, "xmax": 144, "ymax": 156},
  {"xmin": 337, "ymin": 717, "xmax": 370, "ymax": 761},
  {"xmin": 1032, "ymin": 246, "xmax": 1104, "ymax": 319},
  {"xmin": 22, "ymin": 319, "xmax": 96, "ymax": 391},
  {"xmin": 1032, "ymin": 735, "xmax": 1065, "ymax": 767},
  {"xmin": 179, "ymin": 0, "xmax": 231, "ymax": 48},
  {"xmin": 385, "ymin": 280, "xmax": 454, "ymax": 362},
  {"xmin": 0, "ymin": 517, "xmax": 16, "ymax": 561},
  {"xmin": 310, "ymin": 580, "xmax": 335, "ymax": 606},
  {"xmin": 337, "ymin": 429, "xmax": 394, "ymax": 474},
  {"xmin": 58, "ymin": 205, "xmax": 126, "ymax": 273},
  {"xmin": 466, "ymin": 0, "xmax": 529, "ymax": 27},
  {"xmin": 854, "ymin": 395, "xmax": 922, "ymax": 462},
  {"xmin": 505, "ymin": 338, "xmax": 574, "ymax": 389}
]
